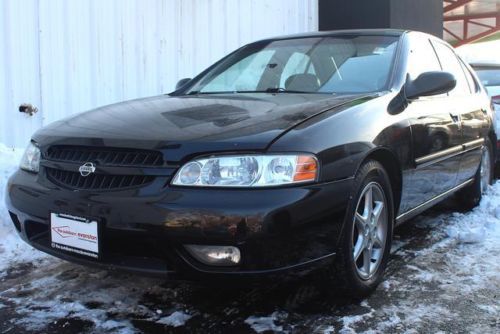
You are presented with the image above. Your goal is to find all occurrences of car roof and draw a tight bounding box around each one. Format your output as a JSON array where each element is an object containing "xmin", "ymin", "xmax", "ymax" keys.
[{"xmin": 257, "ymin": 29, "xmax": 407, "ymax": 42}]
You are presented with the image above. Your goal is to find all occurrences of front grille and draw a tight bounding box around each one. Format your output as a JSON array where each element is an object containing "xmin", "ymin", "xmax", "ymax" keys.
[
  {"xmin": 44, "ymin": 145, "xmax": 164, "ymax": 191},
  {"xmin": 47, "ymin": 146, "xmax": 164, "ymax": 167},
  {"xmin": 46, "ymin": 168, "xmax": 155, "ymax": 190}
]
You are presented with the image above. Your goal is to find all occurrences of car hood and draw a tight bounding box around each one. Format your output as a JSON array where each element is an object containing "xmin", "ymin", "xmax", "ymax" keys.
[{"xmin": 34, "ymin": 93, "xmax": 370, "ymax": 162}]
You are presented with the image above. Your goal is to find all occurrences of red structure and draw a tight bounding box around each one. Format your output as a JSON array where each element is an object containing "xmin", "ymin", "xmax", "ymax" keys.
[{"xmin": 444, "ymin": 0, "xmax": 500, "ymax": 46}]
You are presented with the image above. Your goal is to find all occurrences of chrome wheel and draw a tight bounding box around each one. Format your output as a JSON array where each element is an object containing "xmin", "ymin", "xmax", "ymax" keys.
[
  {"xmin": 480, "ymin": 146, "xmax": 491, "ymax": 194},
  {"xmin": 352, "ymin": 182, "xmax": 388, "ymax": 280}
]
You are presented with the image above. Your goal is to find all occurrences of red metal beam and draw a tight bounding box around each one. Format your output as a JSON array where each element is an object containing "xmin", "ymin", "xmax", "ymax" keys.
[
  {"xmin": 444, "ymin": 27, "xmax": 463, "ymax": 41},
  {"xmin": 443, "ymin": 0, "xmax": 500, "ymax": 46},
  {"xmin": 468, "ymin": 20, "xmax": 495, "ymax": 30},
  {"xmin": 454, "ymin": 27, "xmax": 500, "ymax": 46},
  {"xmin": 444, "ymin": 11, "xmax": 500, "ymax": 21},
  {"xmin": 443, "ymin": 0, "xmax": 474, "ymax": 13}
]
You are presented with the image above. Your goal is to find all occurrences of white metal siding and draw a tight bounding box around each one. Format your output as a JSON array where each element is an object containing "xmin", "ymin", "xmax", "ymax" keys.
[{"xmin": 0, "ymin": 0, "xmax": 318, "ymax": 147}]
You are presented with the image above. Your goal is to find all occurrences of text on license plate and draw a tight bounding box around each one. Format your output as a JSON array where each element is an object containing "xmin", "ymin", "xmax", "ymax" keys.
[{"xmin": 50, "ymin": 213, "xmax": 99, "ymax": 259}]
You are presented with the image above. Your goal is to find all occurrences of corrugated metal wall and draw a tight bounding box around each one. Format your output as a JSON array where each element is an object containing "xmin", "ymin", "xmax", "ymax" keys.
[{"xmin": 0, "ymin": 0, "xmax": 318, "ymax": 148}]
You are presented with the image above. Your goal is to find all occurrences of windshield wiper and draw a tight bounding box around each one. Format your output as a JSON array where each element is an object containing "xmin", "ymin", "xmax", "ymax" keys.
[
  {"xmin": 266, "ymin": 88, "xmax": 306, "ymax": 93},
  {"xmin": 186, "ymin": 88, "xmax": 326, "ymax": 95},
  {"xmin": 236, "ymin": 88, "xmax": 321, "ymax": 94},
  {"xmin": 186, "ymin": 91, "xmax": 237, "ymax": 95}
]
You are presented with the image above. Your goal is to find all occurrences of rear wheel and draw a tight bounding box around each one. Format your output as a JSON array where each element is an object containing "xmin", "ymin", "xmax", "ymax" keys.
[
  {"xmin": 457, "ymin": 139, "xmax": 493, "ymax": 209},
  {"xmin": 329, "ymin": 160, "xmax": 394, "ymax": 297}
]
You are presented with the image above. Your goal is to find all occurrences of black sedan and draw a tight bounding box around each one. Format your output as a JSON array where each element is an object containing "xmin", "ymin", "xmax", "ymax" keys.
[{"xmin": 6, "ymin": 29, "xmax": 495, "ymax": 296}]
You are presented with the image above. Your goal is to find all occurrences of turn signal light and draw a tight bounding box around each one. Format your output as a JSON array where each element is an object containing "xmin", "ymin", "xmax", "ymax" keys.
[{"xmin": 293, "ymin": 156, "xmax": 318, "ymax": 182}]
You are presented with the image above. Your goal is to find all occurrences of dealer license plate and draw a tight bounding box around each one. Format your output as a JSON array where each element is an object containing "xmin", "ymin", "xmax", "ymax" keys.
[{"xmin": 50, "ymin": 213, "xmax": 99, "ymax": 259}]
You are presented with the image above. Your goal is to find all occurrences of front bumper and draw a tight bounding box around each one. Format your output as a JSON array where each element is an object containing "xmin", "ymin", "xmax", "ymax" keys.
[{"xmin": 6, "ymin": 169, "xmax": 352, "ymax": 280}]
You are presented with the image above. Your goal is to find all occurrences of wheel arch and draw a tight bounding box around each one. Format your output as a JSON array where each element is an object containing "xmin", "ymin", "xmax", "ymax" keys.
[{"xmin": 357, "ymin": 148, "xmax": 403, "ymax": 216}]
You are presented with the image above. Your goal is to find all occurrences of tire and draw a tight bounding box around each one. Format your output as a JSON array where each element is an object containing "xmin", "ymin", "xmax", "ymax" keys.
[
  {"xmin": 457, "ymin": 138, "xmax": 493, "ymax": 209},
  {"xmin": 329, "ymin": 160, "xmax": 394, "ymax": 297}
]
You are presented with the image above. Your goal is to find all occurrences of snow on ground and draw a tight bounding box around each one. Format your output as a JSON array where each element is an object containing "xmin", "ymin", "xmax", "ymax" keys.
[
  {"xmin": 244, "ymin": 312, "xmax": 286, "ymax": 333},
  {"xmin": 0, "ymin": 145, "xmax": 499, "ymax": 333},
  {"xmin": 156, "ymin": 311, "xmax": 192, "ymax": 327}
]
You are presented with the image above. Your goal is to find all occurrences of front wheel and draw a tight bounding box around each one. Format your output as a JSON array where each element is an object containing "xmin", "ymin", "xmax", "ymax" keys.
[
  {"xmin": 457, "ymin": 139, "xmax": 493, "ymax": 209},
  {"xmin": 330, "ymin": 160, "xmax": 394, "ymax": 297}
]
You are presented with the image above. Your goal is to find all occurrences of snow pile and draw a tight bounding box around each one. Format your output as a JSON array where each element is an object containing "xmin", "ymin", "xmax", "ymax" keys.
[
  {"xmin": 156, "ymin": 311, "xmax": 192, "ymax": 327},
  {"xmin": 245, "ymin": 311, "xmax": 287, "ymax": 333},
  {"xmin": 446, "ymin": 187, "xmax": 500, "ymax": 245},
  {"xmin": 437, "ymin": 185, "xmax": 500, "ymax": 294},
  {"xmin": 0, "ymin": 144, "xmax": 48, "ymax": 275}
]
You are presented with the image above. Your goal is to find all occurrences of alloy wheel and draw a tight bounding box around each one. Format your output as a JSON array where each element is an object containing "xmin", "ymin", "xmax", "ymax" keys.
[{"xmin": 352, "ymin": 182, "xmax": 388, "ymax": 280}]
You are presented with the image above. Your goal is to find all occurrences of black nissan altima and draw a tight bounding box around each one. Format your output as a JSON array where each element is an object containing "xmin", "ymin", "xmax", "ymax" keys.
[{"xmin": 6, "ymin": 29, "xmax": 495, "ymax": 296}]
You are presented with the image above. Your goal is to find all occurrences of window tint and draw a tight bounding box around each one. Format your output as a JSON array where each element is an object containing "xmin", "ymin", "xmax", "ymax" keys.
[
  {"xmin": 407, "ymin": 36, "xmax": 441, "ymax": 80},
  {"xmin": 432, "ymin": 41, "xmax": 470, "ymax": 96}
]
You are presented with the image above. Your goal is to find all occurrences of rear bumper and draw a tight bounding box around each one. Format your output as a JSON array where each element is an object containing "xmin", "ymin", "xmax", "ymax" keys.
[{"xmin": 6, "ymin": 169, "xmax": 352, "ymax": 280}]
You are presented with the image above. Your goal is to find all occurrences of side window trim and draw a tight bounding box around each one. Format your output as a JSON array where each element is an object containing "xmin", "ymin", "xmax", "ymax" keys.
[
  {"xmin": 427, "ymin": 38, "xmax": 448, "ymax": 100},
  {"xmin": 429, "ymin": 39, "xmax": 444, "ymax": 71},
  {"xmin": 458, "ymin": 59, "xmax": 473, "ymax": 94},
  {"xmin": 458, "ymin": 57, "xmax": 480, "ymax": 94},
  {"xmin": 431, "ymin": 40, "xmax": 470, "ymax": 96}
]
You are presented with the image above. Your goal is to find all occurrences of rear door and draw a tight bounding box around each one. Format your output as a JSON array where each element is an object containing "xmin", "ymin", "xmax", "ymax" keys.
[{"xmin": 432, "ymin": 41, "xmax": 488, "ymax": 185}]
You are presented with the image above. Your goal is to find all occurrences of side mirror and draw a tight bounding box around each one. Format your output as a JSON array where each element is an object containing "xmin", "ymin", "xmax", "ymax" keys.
[
  {"xmin": 175, "ymin": 78, "xmax": 192, "ymax": 90},
  {"xmin": 405, "ymin": 71, "xmax": 456, "ymax": 100}
]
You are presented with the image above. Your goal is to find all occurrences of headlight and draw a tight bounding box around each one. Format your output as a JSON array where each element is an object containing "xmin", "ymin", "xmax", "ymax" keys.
[
  {"xmin": 20, "ymin": 142, "xmax": 41, "ymax": 173},
  {"xmin": 172, "ymin": 154, "xmax": 318, "ymax": 187}
]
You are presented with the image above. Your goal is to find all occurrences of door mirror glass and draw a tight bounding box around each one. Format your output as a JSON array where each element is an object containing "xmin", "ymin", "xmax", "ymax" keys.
[
  {"xmin": 405, "ymin": 71, "xmax": 456, "ymax": 100},
  {"xmin": 176, "ymin": 78, "xmax": 192, "ymax": 90}
]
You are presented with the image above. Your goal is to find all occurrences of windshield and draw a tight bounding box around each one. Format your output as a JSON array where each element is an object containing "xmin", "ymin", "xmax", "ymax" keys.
[
  {"xmin": 186, "ymin": 35, "xmax": 399, "ymax": 95},
  {"xmin": 474, "ymin": 68, "xmax": 500, "ymax": 98}
]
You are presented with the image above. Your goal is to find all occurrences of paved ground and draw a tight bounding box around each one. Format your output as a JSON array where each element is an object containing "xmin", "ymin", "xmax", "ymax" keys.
[{"xmin": 1, "ymin": 195, "xmax": 499, "ymax": 334}]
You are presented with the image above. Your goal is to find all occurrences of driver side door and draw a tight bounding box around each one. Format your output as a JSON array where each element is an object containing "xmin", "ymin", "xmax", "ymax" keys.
[{"xmin": 402, "ymin": 35, "xmax": 463, "ymax": 210}]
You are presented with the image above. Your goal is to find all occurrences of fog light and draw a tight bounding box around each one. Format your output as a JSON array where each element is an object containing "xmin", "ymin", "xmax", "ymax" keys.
[{"xmin": 185, "ymin": 245, "xmax": 241, "ymax": 266}]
